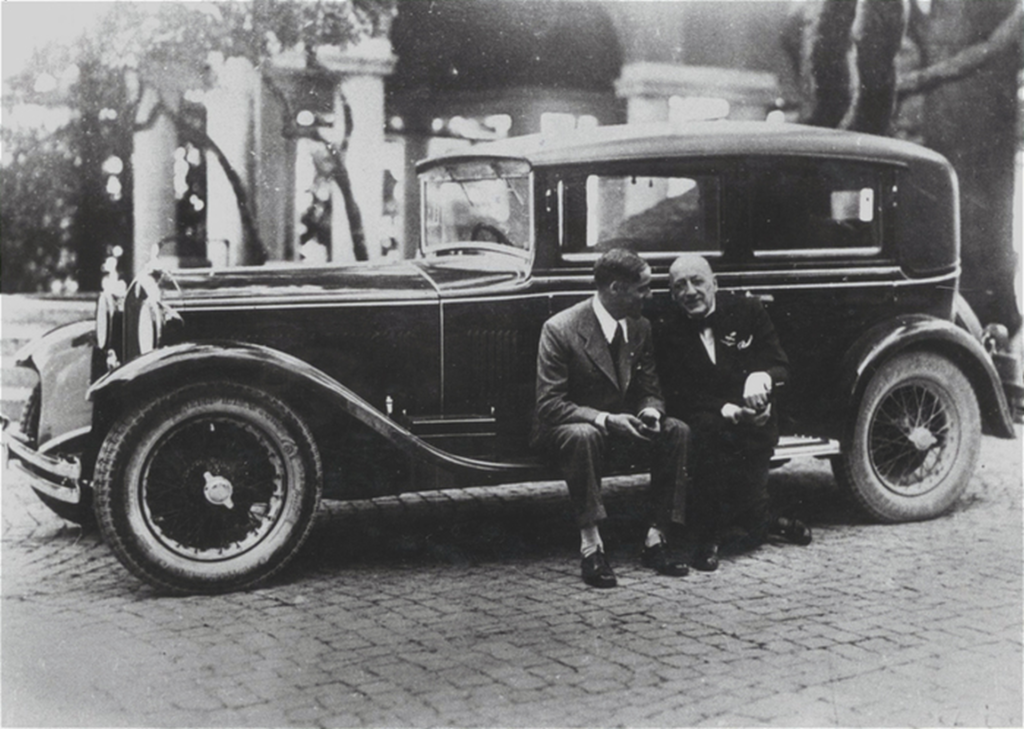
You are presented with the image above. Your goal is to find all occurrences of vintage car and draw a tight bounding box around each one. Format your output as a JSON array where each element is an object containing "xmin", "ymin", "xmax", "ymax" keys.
[{"xmin": 3, "ymin": 121, "xmax": 1019, "ymax": 594}]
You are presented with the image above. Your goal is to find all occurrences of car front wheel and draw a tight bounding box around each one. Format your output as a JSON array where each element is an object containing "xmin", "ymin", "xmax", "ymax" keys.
[
  {"xmin": 94, "ymin": 381, "xmax": 321, "ymax": 593},
  {"xmin": 833, "ymin": 351, "xmax": 981, "ymax": 522}
]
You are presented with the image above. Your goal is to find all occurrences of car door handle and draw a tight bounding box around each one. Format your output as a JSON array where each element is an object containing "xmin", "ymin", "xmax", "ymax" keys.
[{"xmin": 745, "ymin": 291, "xmax": 774, "ymax": 303}]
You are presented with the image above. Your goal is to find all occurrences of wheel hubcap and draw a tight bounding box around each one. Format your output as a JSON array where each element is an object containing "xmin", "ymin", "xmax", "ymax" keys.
[
  {"xmin": 202, "ymin": 471, "xmax": 235, "ymax": 509},
  {"xmin": 906, "ymin": 426, "xmax": 938, "ymax": 452},
  {"xmin": 869, "ymin": 382, "xmax": 955, "ymax": 496}
]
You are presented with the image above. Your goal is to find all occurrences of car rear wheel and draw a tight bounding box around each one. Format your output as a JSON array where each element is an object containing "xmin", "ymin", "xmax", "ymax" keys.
[
  {"xmin": 833, "ymin": 351, "xmax": 981, "ymax": 522},
  {"xmin": 20, "ymin": 384, "xmax": 95, "ymax": 526},
  {"xmin": 94, "ymin": 382, "xmax": 321, "ymax": 594}
]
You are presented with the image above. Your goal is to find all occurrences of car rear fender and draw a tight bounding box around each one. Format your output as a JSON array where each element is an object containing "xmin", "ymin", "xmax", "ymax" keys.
[
  {"xmin": 837, "ymin": 315, "xmax": 1016, "ymax": 439},
  {"xmin": 16, "ymin": 320, "xmax": 96, "ymax": 447},
  {"xmin": 87, "ymin": 341, "xmax": 538, "ymax": 477}
]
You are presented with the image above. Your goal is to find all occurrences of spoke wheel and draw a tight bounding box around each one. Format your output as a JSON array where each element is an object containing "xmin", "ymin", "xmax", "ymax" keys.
[
  {"xmin": 834, "ymin": 351, "xmax": 981, "ymax": 522},
  {"xmin": 95, "ymin": 382, "xmax": 321, "ymax": 594}
]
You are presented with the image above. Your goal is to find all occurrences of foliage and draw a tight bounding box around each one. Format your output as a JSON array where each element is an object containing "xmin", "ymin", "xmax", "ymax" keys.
[
  {"xmin": 782, "ymin": 0, "xmax": 1023, "ymax": 333},
  {"xmin": 2, "ymin": 0, "xmax": 396, "ymax": 292},
  {"xmin": 1, "ymin": 120, "xmax": 79, "ymax": 292}
]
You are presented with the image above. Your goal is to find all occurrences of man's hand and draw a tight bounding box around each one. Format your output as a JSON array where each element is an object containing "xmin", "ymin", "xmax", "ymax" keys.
[
  {"xmin": 743, "ymin": 402, "xmax": 771, "ymax": 427},
  {"xmin": 743, "ymin": 371, "xmax": 773, "ymax": 411},
  {"xmin": 721, "ymin": 402, "xmax": 772, "ymax": 428},
  {"xmin": 606, "ymin": 413, "xmax": 650, "ymax": 441},
  {"xmin": 637, "ymin": 408, "xmax": 662, "ymax": 436}
]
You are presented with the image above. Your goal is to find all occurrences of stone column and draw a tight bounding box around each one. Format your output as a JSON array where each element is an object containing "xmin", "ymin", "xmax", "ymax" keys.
[
  {"xmin": 402, "ymin": 132, "xmax": 430, "ymax": 260},
  {"xmin": 205, "ymin": 56, "xmax": 255, "ymax": 267},
  {"xmin": 132, "ymin": 86, "xmax": 177, "ymax": 276},
  {"xmin": 317, "ymin": 42, "xmax": 396, "ymax": 263},
  {"xmin": 254, "ymin": 74, "xmax": 295, "ymax": 262}
]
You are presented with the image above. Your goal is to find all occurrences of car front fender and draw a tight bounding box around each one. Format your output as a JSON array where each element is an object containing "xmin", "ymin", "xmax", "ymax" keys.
[
  {"xmin": 17, "ymin": 320, "xmax": 96, "ymax": 447},
  {"xmin": 837, "ymin": 315, "xmax": 1015, "ymax": 439},
  {"xmin": 88, "ymin": 341, "xmax": 542, "ymax": 478}
]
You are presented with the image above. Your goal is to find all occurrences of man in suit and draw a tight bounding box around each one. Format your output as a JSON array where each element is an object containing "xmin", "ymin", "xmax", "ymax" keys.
[
  {"xmin": 657, "ymin": 254, "xmax": 811, "ymax": 572},
  {"xmin": 532, "ymin": 248, "xmax": 690, "ymax": 588}
]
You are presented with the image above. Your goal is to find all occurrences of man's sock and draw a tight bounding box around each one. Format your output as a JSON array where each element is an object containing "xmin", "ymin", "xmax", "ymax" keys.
[
  {"xmin": 580, "ymin": 525, "xmax": 603, "ymax": 557},
  {"xmin": 645, "ymin": 526, "xmax": 666, "ymax": 548}
]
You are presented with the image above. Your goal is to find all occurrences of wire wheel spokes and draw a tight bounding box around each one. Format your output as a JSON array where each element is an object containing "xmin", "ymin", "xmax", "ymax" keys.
[
  {"xmin": 869, "ymin": 381, "xmax": 955, "ymax": 495},
  {"xmin": 141, "ymin": 416, "xmax": 287, "ymax": 560}
]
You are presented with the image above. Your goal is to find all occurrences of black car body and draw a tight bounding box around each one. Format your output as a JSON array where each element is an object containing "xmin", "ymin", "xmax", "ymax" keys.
[{"xmin": 4, "ymin": 121, "xmax": 1018, "ymax": 593}]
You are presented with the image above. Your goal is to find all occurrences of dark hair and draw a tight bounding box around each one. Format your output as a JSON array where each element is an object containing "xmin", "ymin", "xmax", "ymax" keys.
[{"xmin": 593, "ymin": 248, "xmax": 648, "ymax": 288}]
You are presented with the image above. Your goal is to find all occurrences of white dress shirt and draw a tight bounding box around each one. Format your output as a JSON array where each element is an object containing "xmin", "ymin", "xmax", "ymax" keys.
[
  {"xmin": 698, "ymin": 302, "xmax": 717, "ymax": 364},
  {"xmin": 592, "ymin": 296, "xmax": 627, "ymax": 345},
  {"xmin": 591, "ymin": 296, "xmax": 659, "ymax": 431}
]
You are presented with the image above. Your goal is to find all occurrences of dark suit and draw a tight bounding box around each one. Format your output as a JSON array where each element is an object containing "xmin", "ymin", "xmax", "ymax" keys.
[
  {"xmin": 532, "ymin": 298, "xmax": 689, "ymax": 529},
  {"xmin": 655, "ymin": 292, "xmax": 789, "ymax": 543}
]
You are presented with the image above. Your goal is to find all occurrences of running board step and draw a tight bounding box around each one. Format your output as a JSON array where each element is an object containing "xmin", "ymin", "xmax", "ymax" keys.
[{"xmin": 771, "ymin": 435, "xmax": 841, "ymax": 463}]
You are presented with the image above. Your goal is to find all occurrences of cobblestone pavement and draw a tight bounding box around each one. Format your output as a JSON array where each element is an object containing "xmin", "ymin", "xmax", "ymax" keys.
[
  {"xmin": 2, "ymin": 433, "xmax": 1021, "ymax": 727},
  {"xmin": 2, "ymin": 297, "xmax": 1022, "ymax": 727}
]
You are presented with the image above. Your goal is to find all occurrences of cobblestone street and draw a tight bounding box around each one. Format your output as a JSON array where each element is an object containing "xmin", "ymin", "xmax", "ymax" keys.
[{"xmin": 2, "ymin": 432, "xmax": 1021, "ymax": 727}]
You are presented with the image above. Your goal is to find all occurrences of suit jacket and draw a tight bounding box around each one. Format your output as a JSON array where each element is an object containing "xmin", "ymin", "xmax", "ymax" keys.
[
  {"xmin": 655, "ymin": 292, "xmax": 788, "ymax": 444},
  {"xmin": 532, "ymin": 298, "xmax": 665, "ymax": 445}
]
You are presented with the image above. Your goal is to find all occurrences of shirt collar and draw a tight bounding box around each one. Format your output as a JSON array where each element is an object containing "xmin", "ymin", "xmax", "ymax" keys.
[{"xmin": 592, "ymin": 296, "xmax": 628, "ymax": 343}]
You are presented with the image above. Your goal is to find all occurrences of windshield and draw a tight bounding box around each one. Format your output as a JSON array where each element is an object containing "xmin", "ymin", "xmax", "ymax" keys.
[{"xmin": 421, "ymin": 160, "xmax": 532, "ymax": 256}]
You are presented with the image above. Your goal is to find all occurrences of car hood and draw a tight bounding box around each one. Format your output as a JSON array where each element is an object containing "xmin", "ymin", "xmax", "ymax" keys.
[{"xmin": 160, "ymin": 258, "xmax": 528, "ymax": 308}]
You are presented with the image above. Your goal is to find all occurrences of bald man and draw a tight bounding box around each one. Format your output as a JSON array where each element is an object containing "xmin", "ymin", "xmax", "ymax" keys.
[{"xmin": 656, "ymin": 254, "xmax": 811, "ymax": 571}]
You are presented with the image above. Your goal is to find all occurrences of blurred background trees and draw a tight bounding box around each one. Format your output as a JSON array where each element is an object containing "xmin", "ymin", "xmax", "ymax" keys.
[
  {"xmin": 2, "ymin": 0, "xmax": 1021, "ymax": 335},
  {"xmin": 2, "ymin": 0, "xmax": 393, "ymax": 292},
  {"xmin": 783, "ymin": 0, "xmax": 1023, "ymax": 332}
]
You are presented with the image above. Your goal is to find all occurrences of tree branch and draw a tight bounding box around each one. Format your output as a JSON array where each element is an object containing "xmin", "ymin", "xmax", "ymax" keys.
[
  {"xmin": 905, "ymin": 0, "xmax": 930, "ymax": 66},
  {"xmin": 163, "ymin": 104, "xmax": 268, "ymax": 264},
  {"xmin": 897, "ymin": 3, "xmax": 1023, "ymax": 99},
  {"xmin": 261, "ymin": 71, "xmax": 367, "ymax": 261}
]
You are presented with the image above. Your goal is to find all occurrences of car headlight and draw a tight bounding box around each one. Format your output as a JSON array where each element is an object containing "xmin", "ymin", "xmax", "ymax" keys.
[
  {"xmin": 137, "ymin": 299, "xmax": 162, "ymax": 355},
  {"xmin": 95, "ymin": 291, "xmax": 116, "ymax": 350}
]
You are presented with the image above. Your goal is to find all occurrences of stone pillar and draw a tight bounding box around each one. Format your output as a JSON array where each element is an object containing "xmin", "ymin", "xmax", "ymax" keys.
[
  {"xmin": 317, "ymin": 43, "xmax": 396, "ymax": 263},
  {"xmin": 205, "ymin": 56, "xmax": 255, "ymax": 267},
  {"xmin": 132, "ymin": 86, "xmax": 177, "ymax": 276},
  {"xmin": 402, "ymin": 132, "xmax": 430, "ymax": 260},
  {"xmin": 333, "ymin": 73, "xmax": 387, "ymax": 262},
  {"xmin": 616, "ymin": 62, "xmax": 780, "ymax": 124},
  {"xmin": 254, "ymin": 75, "xmax": 295, "ymax": 262}
]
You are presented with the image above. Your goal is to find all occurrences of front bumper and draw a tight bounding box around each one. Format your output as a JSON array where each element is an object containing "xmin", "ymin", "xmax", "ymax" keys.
[{"xmin": 1, "ymin": 415, "xmax": 82, "ymax": 504}]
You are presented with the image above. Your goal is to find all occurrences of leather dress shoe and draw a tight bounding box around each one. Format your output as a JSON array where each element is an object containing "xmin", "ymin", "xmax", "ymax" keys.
[
  {"xmin": 581, "ymin": 550, "xmax": 617, "ymax": 588},
  {"xmin": 640, "ymin": 542, "xmax": 689, "ymax": 576},
  {"xmin": 692, "ymin": 542, "xmax": 719, "ymax": 572},
  {"xmin": 768, "ymin": 517, "xmax": 812, "ymax": 545}
]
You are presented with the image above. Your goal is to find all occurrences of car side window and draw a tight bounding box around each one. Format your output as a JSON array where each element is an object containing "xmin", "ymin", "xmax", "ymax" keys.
[
  {"xmin": 560, "ymin": 173, "xmax": 721, "ymax": 261},
  {"xmin": 749, "ymin": 161, "xmax": 883, "ymax": 257}
]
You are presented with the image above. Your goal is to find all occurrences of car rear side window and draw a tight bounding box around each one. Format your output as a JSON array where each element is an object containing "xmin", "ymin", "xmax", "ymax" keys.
[
  {"xmin": 560, "ymin": 173, "xmax": 721, "ymax": 262},
  {"xmin": 749, "ymin": 161, "xmax": 883, "ymax": 258}
]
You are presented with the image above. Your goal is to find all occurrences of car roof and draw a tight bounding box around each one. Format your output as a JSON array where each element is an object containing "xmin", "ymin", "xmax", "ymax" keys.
[{"xmin": 416, "ymin": 120, "xmax": 951, "ymax": 172}]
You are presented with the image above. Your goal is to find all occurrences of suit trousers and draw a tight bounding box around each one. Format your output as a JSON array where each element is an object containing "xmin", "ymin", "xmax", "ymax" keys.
[
  {"xmin": 687, "ymin": 412, "xmax": 774, "ymax": 545},
  {"xmin": 541, "ymin": 417, "xmax": 690, "ymax": 530}
]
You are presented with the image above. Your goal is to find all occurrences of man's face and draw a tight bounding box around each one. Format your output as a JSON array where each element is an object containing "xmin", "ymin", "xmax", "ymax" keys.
[
  {"xmin": 669, "ymin": 258, "xmax": 717, "ymax": 318},
  {"xmin": 607, "ymin": 265, "xmax": 653, "ymax": 319}
]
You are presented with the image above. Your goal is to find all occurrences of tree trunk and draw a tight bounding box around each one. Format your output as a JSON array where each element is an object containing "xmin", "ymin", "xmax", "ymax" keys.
[
  {"xmin": 802, "ymin": 0, "xmax": 858, "ymax": 128},
  {"xmin": 71, "ymin": 61, "xmax": 109, "ymax": 292},
  {"xmin": 846, "ymin": 0, "xmax": 907, "ymax": 134},
  {"xmin": 920, "ymin": 0, "xmax": 1021, "ymax": 333}
]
